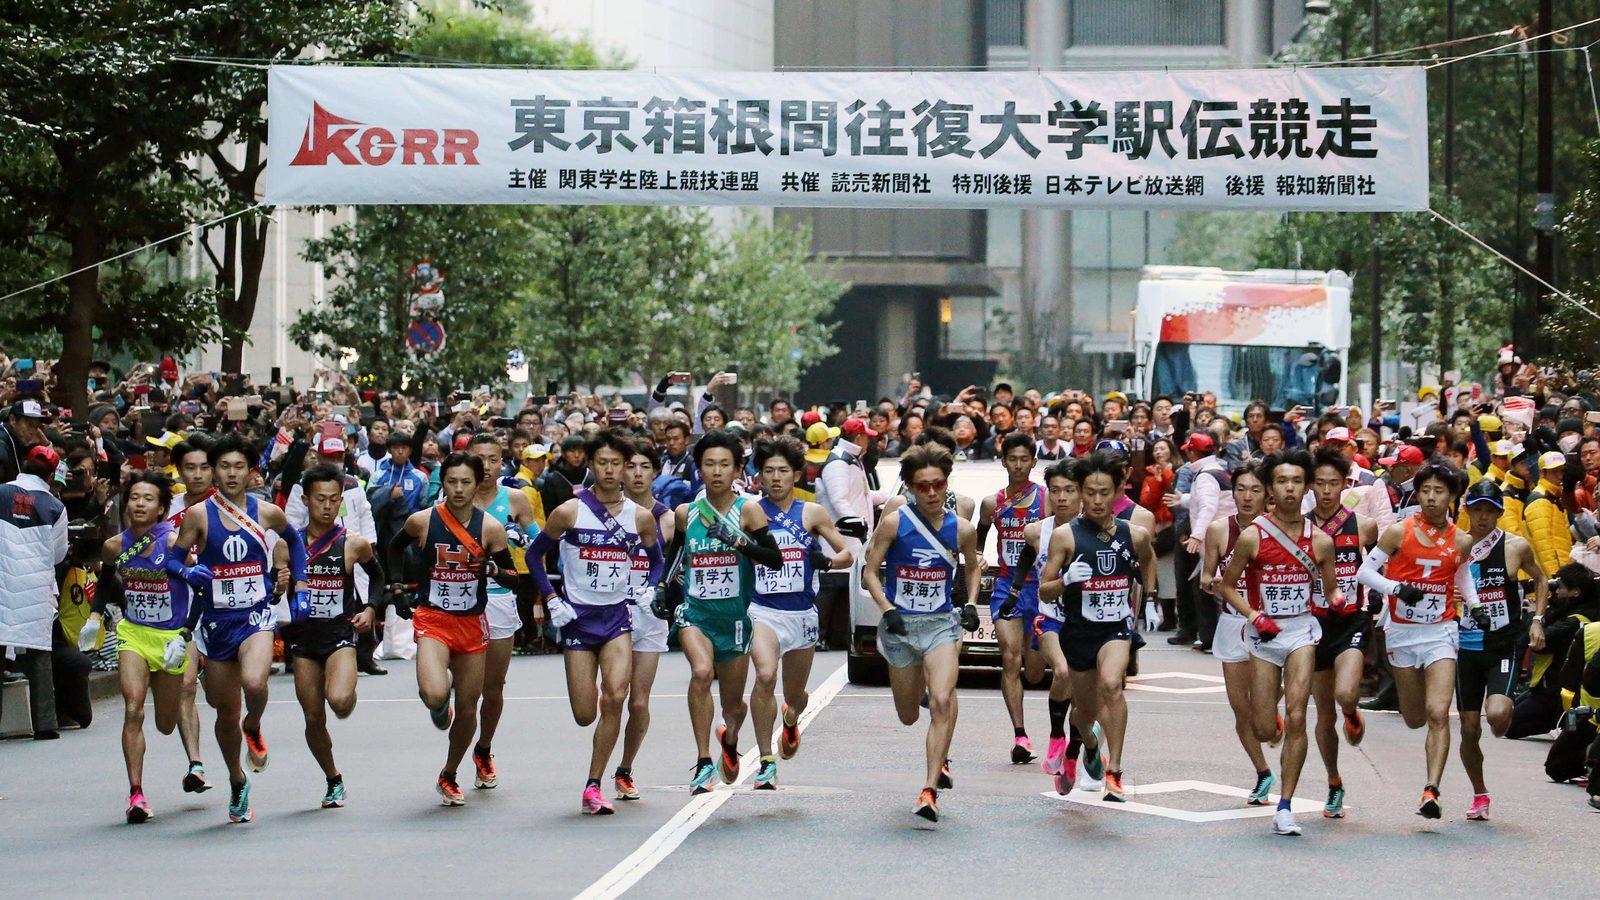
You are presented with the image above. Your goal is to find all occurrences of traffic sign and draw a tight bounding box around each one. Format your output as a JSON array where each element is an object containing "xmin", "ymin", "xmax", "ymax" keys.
[{"xmin": 407, "ymin": 318, "xmax": 446, "ymax": 353}]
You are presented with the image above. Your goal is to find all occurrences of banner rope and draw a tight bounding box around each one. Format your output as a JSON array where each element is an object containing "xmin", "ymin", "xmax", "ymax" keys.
[{"xmin": 1427, "ymin": 208, "xmax": 1600, "ymax": 324}]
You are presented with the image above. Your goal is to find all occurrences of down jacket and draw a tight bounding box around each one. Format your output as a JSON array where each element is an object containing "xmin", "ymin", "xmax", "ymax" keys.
[
  {"xmin": 0, "ymin": 473, "xmax": 69, "ymax": 651},
  {"xmin": 1523, "ymin": 478, "xmax": 1573, "ymax": 578}
]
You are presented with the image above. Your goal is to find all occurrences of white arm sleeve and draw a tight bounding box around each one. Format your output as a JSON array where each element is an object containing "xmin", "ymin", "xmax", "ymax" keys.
[
  {"xmin": 1356, "ymin": 546, "xmax": 1401, "ymax": 597},
  {"xmin": 1455, "ymin": 560, "xmax": 1480, "ymax": 608}
]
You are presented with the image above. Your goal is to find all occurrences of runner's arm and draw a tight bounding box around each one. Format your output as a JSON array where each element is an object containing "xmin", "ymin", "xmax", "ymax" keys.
[
  {"xmin": 959, "ymin": 519, "xmax": 982, "ymax": 608},
  {"xmin": 350, "ymin": 535, "xmax": 386, "ymax": 611},
  {"xmin": 1037, "ymin": 524, "xmax": 1075, "ymax": 603},
  {"xmin": 1216, "ymin": 528, "xmax": 1258, "ymax": 619},
  {"xmin": 859, "ymin": 510, "xmax": 897, "ymax": 613},
  {"xmin": 1012, "ymin": 521, "xmax": 1041, "ymax": 584},
  {"xmin": 975, "ymin": 494, "xmax": 996, "ymax": 556},
  {"xmin": 1132, "ymin": 524, "xmax": 1157, "ymax": 596},
  {"xmin": 1453, "ymin": 534, "xmax": 1480, "ymax": 609},
  {"xmin": 1199, "ymin": 519, "xmax": 1224, "ymax": 594},
  {"xmin": 1312, "ymin": 531, "xmax": 1344, "ymax": 609},
  {"xmin": 1519, "ymin": 537, "xmax": 1550, "ymax": 650},
  {"xmin": 1355, "ymin": 524, "xmax": 1405, "ymax": 596},
  {"xmin": 806, "ymin": 504, "xmax": 853, "ymax": 569}
]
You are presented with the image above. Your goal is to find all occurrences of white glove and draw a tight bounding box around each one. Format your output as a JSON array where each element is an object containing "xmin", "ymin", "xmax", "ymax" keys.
[
  {"xmin": 78, "ymin": 616, "xmax": 101, "ymax": 652},
  {"xmin": 1063, "ymin": 557, "xmax": 1094, "ymax": 586},
  {"xmin": 546, "ymin": 596, "xmax": 577, "ymax": 629},
  {"xmin": 161, "ymin": 636, "xmax": 188, "ymax": 670}
]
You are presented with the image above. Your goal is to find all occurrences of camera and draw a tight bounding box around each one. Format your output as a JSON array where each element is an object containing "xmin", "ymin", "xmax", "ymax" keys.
[{"xmin": 1562, "ymin": 706, "xmax": 1596, "ymax": 733}]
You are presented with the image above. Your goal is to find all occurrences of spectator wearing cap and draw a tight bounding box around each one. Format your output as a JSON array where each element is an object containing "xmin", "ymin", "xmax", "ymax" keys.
[
  {"xmin": 1103, "ymin": 391, "xmax": 1128, "ymax": 422},
  {"xmin": 1305, "ymin": 427, "xmax": 1391, "ymax": 528},
  {"xmin": 144, "ymin": 432, "xmax": 183, "ymax": 489},
  {"xmin": 0, "ymin": 398, "xmax": 51, "ymax": 483},
  {"xmin": 1460, "ymin": 439, "xmax": 1526, "ymax": 535},
  {"xmin": 814, "ymin": 416, "xmax": 886, "ymax": 649},
  {"xmin": 800, "ymin": 421, "xmax": 840, "ymax": 502},
  {"xmin": 1377, "ymin": 443, "xmax": 1426, "ymax": 525},
  {"xmin": 0, "ymin": 445, "xmax": 70, "ymax": 739},
  {"xmin": 285, "ymin": 433, "xmax": 377, "ymax": 545},
  {"xmin": 1525, "ymin": 451, "xmax": 1573, "ymax": 577},
  {"xmin": 1172, "ymin": 431, "xmax": 1232, "ymax": 647}
]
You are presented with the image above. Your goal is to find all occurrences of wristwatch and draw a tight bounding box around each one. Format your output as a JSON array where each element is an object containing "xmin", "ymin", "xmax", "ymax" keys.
[{"xmin": 1531, "ymin": 615, "xmax": 1546, "ymax": 624}]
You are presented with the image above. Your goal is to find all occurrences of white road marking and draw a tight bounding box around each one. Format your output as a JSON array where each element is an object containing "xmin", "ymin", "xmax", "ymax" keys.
[
  {"xmin": 574, "ymin": 662, "xmax": 850, "ymax": 900},
  {"xmin": 1045, "ymin": 779, "xmax": 1329, "ymax": 822},
  {"xmin": 1125, "ymin": 672, "xmax": 1227, "ymax": 694}
]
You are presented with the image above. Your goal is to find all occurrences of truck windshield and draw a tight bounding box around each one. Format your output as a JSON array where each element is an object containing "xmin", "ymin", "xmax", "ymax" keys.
[{"xmin": 1152, "ymin": 343, "xmax": 1322, "ymax": 412}]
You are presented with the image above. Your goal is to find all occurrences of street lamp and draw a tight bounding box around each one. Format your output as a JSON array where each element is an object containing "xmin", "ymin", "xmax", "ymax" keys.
[{"xmin": 1304, "ymin": 0, "xmax": 1332, "ymax": 14}]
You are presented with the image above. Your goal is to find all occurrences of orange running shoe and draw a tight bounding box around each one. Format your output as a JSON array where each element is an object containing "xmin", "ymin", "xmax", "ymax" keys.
[
  {"xmin": 914, "ymin": 788, "xmax": 940, "ymax": 822},
  {"xmin": 1103, "ymin": 770, "xmax": 1126, "ymax": 803},
  {"xmin": 1269, "ymin": 714, "xmax": 1284, "ymax": 748},
  {"xmin": 472, "ymin": 745, "xmax": 497, "ymax": 789},
  {"xmin": 614, "ymin": 769, "xmax": 640, "ymax": 801},
  {"xmin": 244, "ymin": 728, "xmax": 269, "ymax": 772},
  {"xmin": 779, "ymin": 704, "xmax": 801, "ymax": 759},
  {"xmin": 716, "ymin": 725, "xmax": 740, "ymax": 784},
  {"xmin": 1343, "ymin": 709, "xmax": 1365, "ymax": 746},
  {"xmin": 436, "ymin": 774, "xmax": 465, "ymax": 807}
]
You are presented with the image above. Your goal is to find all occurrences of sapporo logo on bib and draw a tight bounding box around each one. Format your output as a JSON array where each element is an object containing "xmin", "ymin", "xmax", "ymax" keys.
[
  {"xmin": 893, "ymin": 563, "xmax": 946, "ymax": 612},
  {"xmin": 124, "ymin": 574, "xmax": 173, "ymax": 623},
  {"xmin": 1463, "ymin": 568, "xmax": 1511, "ymax": 632},
  {"xmin": 429, "ymin": 544, "xmax": 480, "ymax": 611},
  {"xmin": 579, "ymin": 545, "xmax": 630, "ymax": 592}
]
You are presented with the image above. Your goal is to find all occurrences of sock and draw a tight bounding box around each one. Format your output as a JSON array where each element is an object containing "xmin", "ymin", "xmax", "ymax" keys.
[
  {"xmin": 1258, "ymin": 769, "xmax": 1272, "ymax": 780},
  {"xmin": 1473, "ymin": 792, "xmax": 1488, "ymax": 799},
  {"xmin": 474, "ymin": 743, "xmax": 490, "ymax": 756},
  {"xmin": 615, "ymin": 766, "xmax": 632, "ymax": 778},
  {"xmin": 1048, "ymin": 699, "xmax": 1070, "ymax": 739},
  {"xmin": 1277, "ymin": 798, "xmax": 1291, "ymax": 811},
  {"xmin": 1425, "ymin": 784, "xmax": 1440, "ymax": 796},
  {"xmin": 1066, "ymin": 723, "xmax": 1083, "ymax": 758},
  {"xmin": 697, "ymin": 756, "xmax": 713, "ymax": 769},
  {"xmin": 327, "ymin": 774, "xmax": 343, "ymax": 787},
  {"xmin": 440, "ymin": 769, "xmax": 456, "ymax": 783},
  {"xmin": 1328, "ymin": 777, "xmax": 1341, "ymax": 788},
  {"xmin": 586, "ymin": 778, "xmax": 601, "ymax": 789},
  {"xmin": 1014, "ymin": 726, "xmax": 1027, "ymax": 739},
  {"xmin": 760, "ymin": 753, "xmax": 775, "ymax": 763},
  {"xmin": 129, "ymin": 783, "xmax": 142, "ymax": 796}
]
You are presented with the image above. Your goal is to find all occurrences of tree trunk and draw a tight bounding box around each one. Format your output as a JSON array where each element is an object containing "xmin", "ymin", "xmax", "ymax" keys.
[
  {"xmin": 221, "ymin": 210, "xmax": 271, "ymax": 374},
  {"xmin": 57, "ymin": 196, "xmax": 102, "ymax": 422}
]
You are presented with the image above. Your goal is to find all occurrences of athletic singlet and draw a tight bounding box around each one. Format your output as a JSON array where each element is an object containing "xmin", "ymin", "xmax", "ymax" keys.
[
  {"xmin": 1460, "ymin": 530, "xmax": 1521, "ymax": 648},
  {"xmin": 1062, "ymin": 517, "xmax": 1136, "ymax": 626},
  {"xmin": 300, "ymin": 528, "xmax": 354, "ymax": 620},
  {"xmin": 482, "ymin": 486, "xmax": 516, "ymax": 601},
  {"xmin": 1385, "ymin": 515, "xmax": 1462, "ymax": 626},
  {"xmin": 421, "ymin": 506, "xmax": 490, "ymax": 616},
  {"xmin": 753, "ymin": 497, "xmax": 817, "ymax": 612},
  {"xmin": 118, "ymin": 521, "xmax": 189, "ymax": 630},
  {"xmin": 1217, "ymin": 516, "xmax": 1250, "ymax": 619},
  {"xmin": 1246, "ymin": 518, "xmax": 1316, "ymax": 619},
  {"xmin": 628, "ymin": 499, "xmax": 670, "ymax": 604},
  {"xmin": 1311, "ymin": 509, "xmax": 1363, "ymax": 615},
  {"xmin": 196, "ymin": 496, "xmax": 275, "ymax": 618},
  {"xmin": 1113, "ymin": 495, "xmax": 1136, "ymax": 521},
  {"xmin": 884, "ymin": 508, "xmax": 958, "ymax": 615},
  {"xmin": 993, "ymin": 483, "xmax": 1043, "ymax": 580},
  {"xmin": 1035, "ymin": 515, "xmax": 1062, "ymax": 622},
  {"xmin": 684, "ymin": 496, "xmax": 754, "ymax": 607},
  {"xmin": 558, "ymin": 491, "xmax": 639, "ymax": 607}
]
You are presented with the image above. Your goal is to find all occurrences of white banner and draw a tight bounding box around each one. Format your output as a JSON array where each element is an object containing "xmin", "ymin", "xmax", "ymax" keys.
[{"xmin": 266, "ymin": 65, "xmax": 1429, "ymax": 211}]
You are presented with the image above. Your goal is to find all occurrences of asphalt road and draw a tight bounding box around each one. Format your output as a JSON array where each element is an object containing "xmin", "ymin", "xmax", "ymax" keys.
[{"xmin": 3, "ymin": 644, "xmax": 1595, "ymax": 899}]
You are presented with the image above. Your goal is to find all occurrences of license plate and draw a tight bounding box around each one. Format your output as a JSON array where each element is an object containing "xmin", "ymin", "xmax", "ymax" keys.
[{"xmin": 967, "ymin": 610, "xmax": 998, "ymax": 644}]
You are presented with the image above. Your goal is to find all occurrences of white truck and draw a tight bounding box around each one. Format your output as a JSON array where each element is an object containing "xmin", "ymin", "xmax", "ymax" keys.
[{"xmin": 1131, "ymin": 266, "xmax": 1353, "ymax": 415}]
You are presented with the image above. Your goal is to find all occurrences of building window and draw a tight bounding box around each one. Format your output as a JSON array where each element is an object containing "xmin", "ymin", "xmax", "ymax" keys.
[
  {"xmin": 986, "ymin": 0, "xmax": 1026, "ymax": 47},
  {"xmin": 1069, "ymin": 0, "xmax": 1224, "ymax": 47}
]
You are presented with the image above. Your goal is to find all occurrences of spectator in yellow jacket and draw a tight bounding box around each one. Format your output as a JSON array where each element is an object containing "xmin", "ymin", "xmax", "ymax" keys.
[
  {"xmin": 1459, "ymin": 439, "xmax": 1524, "ymax": 535},
  {"xmin": 1524, "ymin": 451, "xmax": 1573, "ymax": 577}
]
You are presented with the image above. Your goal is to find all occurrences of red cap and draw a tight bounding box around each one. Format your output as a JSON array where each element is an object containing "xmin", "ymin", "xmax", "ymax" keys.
[
  {"xmin": 452, "ymin": 434, "xmax": 472, "ymax": 451},
  {"xmin": 1179, "ymin": 432, "xmax": 1214, "ymax": 452},
  {"xmin": 841, "ymin": 417, "xmax": 878, "ymax": 438},
  {"xmin": 1354, "ymin": 453, "xmax": 1372, "ymax": 470},
  {"xmin": 159, "ymin": 356, "xmax": 179, "ymax": 383},
  {"xmin": 26, "ymin": 444, "xmax": 60, "ymax": 469},
  {"xmin": 1378, "ymin": 444, "xmax": 1425, "ymax": 467},
  {"xmin": 800, "ymin": 410, "xmax": 822, "ymax": 427},
  {"xmin": 1323, "ymin": 426, "xmax": 1352, "ymax": 444}
]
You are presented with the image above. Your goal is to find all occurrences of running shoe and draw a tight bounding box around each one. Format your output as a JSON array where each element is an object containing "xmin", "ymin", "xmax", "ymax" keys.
[
  {"xmin": 244, "ymin": 727, "xmax": 269, "ymax": 773},
  {"xmin": 754, "ymin": 757, "xmax": 778, "ymax": 791},
  {"xmin": 614, "ymin": 769, "xmax": 640, "ymax": 801},
  {"xmin": 126, "ymin": 790, "xmax": 152, "ymax": 824},
  {"xmin": 1269, "ymin": 714, "xmax": 1284, "ymax": 748},
  {"xmin": 1418, "ymin": 787, "xmax": 1442, "ymax": 819},
  {"xmin": 1042, "ymin": 735, "xmax": 1068, "ymax": 776},
  {"xmin": 472, "ymin": 745, "xmax": 498, "ymax": 789},
  {"xmin": 1466, "ymin": 794, "xmax": 1490, "ymax": 821},
  {"xmin": 429, "ymin": 697, "xmax": 453, "ymax": 731},
  {"xmin": 322, "ymin": 780, "xmax": 346, "ymax": 809},
  {"xmin": 690, "ymin": 761, "xmax": 717, "ymax": 795},
  {"xmin": 582, "ymin": 784, "xmax": 615, "ymax": 815},
  {"xmin": 182, "ymin": 761, "xmax": 211, "ymax": 793},
  {"xmin": 228, "ymin": 777, "xmax": 253, "ymax": 824},
  {"xmin": 1055, "ymin": 757, "xmax": 1079, "ymax": 796},
  {"xmin": 779, "ymin": 704, "xmax": 801, "ymax": 759},
  {"xmin": 1083, "ymin": 727, "xmax": 1107, "ymax": 783},
  {"xmin": 716, "ymin": 725, "xmax": 741, "ymax": 784},
  {"xmin": 936, "ymin": 759, "xmax": 953, "ymax": 790},
  {"xmin": 1248, "ymin": 771, "xmax": 1276, "ymax": 806},
  {"xmin": 1273, "ymin": 808, "xmax": 1302, "ymax": 836},
  {"xmin": 1011, "ymin": 735, "xmax": 1037, "ymax": 765},
  {"xmin": 914, "ymin": 788, "xmax": 939, "ymax": 822},
  {"xmin": 1103, "ymin": 771, "xmax": 1126, "ymax": 803},
  {"xmin": 1324, "ymin": 783, "xmax": 1346, "ymax": 819},
  {"xmin": 1343, "ymin": 709, "xmax": 1365, "ymax": 746},
  {"xmin": 1589, "ymin": 794, "xmax": 1600, "ymax": 811},
  {"xmin": 437, "ymin": 774, "xmax": 465, "ymax": 807}
]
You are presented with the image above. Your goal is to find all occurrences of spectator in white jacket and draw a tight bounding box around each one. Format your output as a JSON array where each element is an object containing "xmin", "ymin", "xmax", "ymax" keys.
[
  {"xmin": 0, "ymin": 445, "xmax": 70, "ymax": 738},
  {"xmin": 1299, "ymin": 427, "xmax": 1393, "ymax": 530},
  {"xmin": 1178, "ymin": 432, "xmax": 1235, "ymax": 557},
  {"xmin": 814, "ymin": 418, "xmax": 887, "ymax": 648}
]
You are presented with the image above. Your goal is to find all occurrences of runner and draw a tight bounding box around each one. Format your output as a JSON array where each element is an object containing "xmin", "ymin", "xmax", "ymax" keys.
[
  {"xmin": 653, "ymin": 430, "xmax": 784, "ymax": 795},
  {"xmin": 860, "ymin": 444, "xmax": 981, "ymax": 822},
  {"xmin": 977, "ymin": 433, "xmax": 1047, "ymax": 764},
  {"xmin": 1038, "ymin": 450, "xmax": 1157, "ymax": 805},
  {"xmin": 1356, "ymin": 460, "xmax": 1481, "ymax": 819},
  {"xmin": 747, "ymin": 437, "xmax": 853, "ymax": 789},
  {"xmin": 465, "ymin": 433, "xmax": 537, "ymax": 792},
  {"xmin": 175, "ymin": 432, "xmax": 309, "ymax": 824},
  {"xmin": 82, "ymin": 472, "xmax": 208, "ymax": 823},
  {"xmin": 615, "ymin": 442, "xmax": 674, "ymax": 801},
  {"xmin": 1215, "ymin": 450, "xmax": 1344, "ymax": 836},
  {"xmin": 1456, "ymin": 479, "xmax": 1546, "ymax": 820},
  {"xmin": 1198, "ymin": 461, "xmax": 1277, "ymax": 807},
  {"xmin": 280, "ymin": 464, "xmax": 386, "ymax": 810},
  {"xmin": 165, "ymin": 435, "xmax": 215, "ymax": 794},
  {"xmin": 392, "ymin": 451, "xmax": 522, "ymax": 807},
  {"xmin": 1307, "ymin": 448, "xmax": 1378, "ymax": 819},
  {"xmin": 526, "ymin": 430, "xmax": 658, "ymax": 815}
]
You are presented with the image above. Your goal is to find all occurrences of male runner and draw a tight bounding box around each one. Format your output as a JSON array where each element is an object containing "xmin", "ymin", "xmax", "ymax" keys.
[
  {"xmin": 394, "ymin": 451, "xmax": 521, "ymax": 806},
  {"xmin": 465, "ymin": 433, "xmax": 537, "ymax": 791},
  {"xmin": 654, "ymin": 430, "xmax": 783, "ymax": 794},
  {"xmin": 861, "ymin": 444, "xmax": 981, "ymax": 822},
  {"xmin": 978, "ymin": 433, "xmax": 1046, "ymax": 763},
  {"xmin": 748, "ymin": 437, "xmax": 852, "ymax": 789},
  {"xmin": 1199, "ymin": 462, "xmax": 1277, "ymax": 806},
  {"xmin": 84, "ymin": 472, "xmax": 208, "ymax": 822},
  {"xmin": 1215, "ymin": 450, "xmax": 1343, "ymax": 836},
  {"xmin": 1356, "ymin": 461, "xmax": 1481, "ymax": 819},
  {"xmin": 175, "ymin": 433, "xmax": 309, "ymax": 824},
  {"xmin": 281, "ymin": 464, "xmax": 386, "ymax": 809},
  {"xmin": 1456, "ymin": 479, "xmax": 1545, "ymax": 820},
  {"xmin": 1307, "ymin": 448, "xmax": 1378, "ymax": 819},
  {"xmin": 615, "ymin": 442, "xmax": 674, "ymax": 800},
  {"xmin": 527, "ymin": 430, "xmax": 658, "ymax": 814},
  {"xmin": 1038, "ymin": 450, "xmax": 1156, "ymax": 804},
  {"xmin": 164, "ymin": 436, "xmax": 215, "ymax": 793}
]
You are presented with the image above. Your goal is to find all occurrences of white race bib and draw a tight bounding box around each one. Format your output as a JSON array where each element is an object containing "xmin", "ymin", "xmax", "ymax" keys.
[
  {"xmin": 577, "ymin": 545, "xmax": 630, "ymax": 594},
  {"xmin": 1392, "ymin": 582, "xmax": 1450, "ymax": 624},
  {"xmin": 1081, "ymin": 574, "xmax": 1132, "ymax": 623},
  {"xmin": 212, "ymin": 562, "xmax": 267, "ymax": 610},
  {"xmin": 306, "ymin": 574, "xmax": 344, "ymax": 619},
  {"xmin": 893, "ymin": 565, "xmax": 947, "ymax": 612},
  {"xmin": 690, "ymin": 551, "xmax": 741, "ymax": 600},
  {"xmin": 124, "ymin": 577, "xmax": 174, "ymax": 625},
  {"xmin": 1257, "ymin": 567, "xmax": 1312, "ymax": 617},
  {"xmin": 429, "ymin": 573, "xmax": 480, "ymax": 612},
  {"xmin": 755, "ymin": 546, "xmax": 806, "ymax": 596}
]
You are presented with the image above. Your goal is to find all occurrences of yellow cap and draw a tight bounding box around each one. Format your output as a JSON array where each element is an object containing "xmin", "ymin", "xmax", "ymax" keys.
[
  {"xmin": 1104, "ymin": 391, "xmax": 1128, "ymax": 403},
  {"xmin": 1539, "ymin": 450, "xmax": 1567, "ymax": 470},
  {"xmin": 1478, "ymin": 414, "xmax": 1502, "ymax": 432},
  {"xmin": 1418, "ymin": 385, "xmax": 1439, "ymax": 401},
  {"xmin": 805, "ymin": 422, "xmax": 840, "ymax": 446}
]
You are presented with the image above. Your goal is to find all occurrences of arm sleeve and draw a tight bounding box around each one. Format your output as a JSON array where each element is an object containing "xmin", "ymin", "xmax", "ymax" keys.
[
  {"xmin": 646, "ymin": 539, "xmax": 664, "ymax": 586},
  {"xmin": 1455, "ymin": 559, "xmax": 1480, "ymax": 607},
  {"xmin": 184, "ymin": 595, "xmax": 204, "ymax": 634},
  {"xmin": 1356, "ymin": 546, "xmax": 1401, "ymax": 597},
  {"xmin": 1014, "ymin": 543, "xmax": 1039, "ymax": 581},
  {"xmin": 93, "ymin": 570, "xmax": 123, "ymax": 616},
  {"xmin": 735, "ymin": 526, "xmax": 785, "ymax": 569},
  {"xmin": 279, "ymin": 522, "xmax": 308, "ymax": 582},
  {"xmin": 525, "ymin": 531, "xmax": 559, "ymax": 597},
  {"xmin": 647, "ymin": 375, "xmax": 672, "ymax": 413},
  {"xmin": 358, "ymin": 554, "xmax": 386, "ymax": 608},
  {"xmin": 489, "ymin": 548, "xmax": 522, "ymax": 589}
]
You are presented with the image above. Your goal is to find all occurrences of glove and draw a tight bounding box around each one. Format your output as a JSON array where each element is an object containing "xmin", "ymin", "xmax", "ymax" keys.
[
  {"xmin": 1468, "ymin": 603, "xmax": 1492, "ymax": 632},
  {"xmin": 288, "ymin": 589, "xmax": 312, "ymax": 624},
  {"xmin": 880, "ymin": 608, "xmax": 909, "ymax": 636},
  {"xmin": 651, "ymin": 585, "xmax": 676, "ymax": 621},
  {"xmin": 505, "ymin": 523, "xmax": 528, "ymax": 549},
  {"xmin": 161, "ymin": 636, "xmax": 188, "ymax": 670},
  {"xmin": 1395, "ymin": 584, "xmax": 1426, "ymax": 606},
  {"xmin": 546, "ymin": 595, "xmax": 577, "ymax": 629},
  {"xmin": 1251, "ymin": 613, "xmax": 1281, "ymax": 641},
  {"xmin": 179, "ymin": 563, "xmax": 212, "ymax": 587},
  {"xmin": 1062, "ymin": 556, "xmax": 1093, "ymax": 586},
  {"xmin": 706, "ymin": 519, "xmax": 742, "ymax": 548},
  {"xmin": 387, "ymin": 586, "xmax": 415, "ymax": 620},
  {"xmin": 836, "ymin": 517, "xmax": 869, "ymax": 540},
  {"xmin": 77, "ymin": 616, "xmax": 101, "ymax": 652},
  {"xmin": 959, "ymin": 603, "xmax": 980, "ymax": 633},
  {"xmin": 997, "ymin": 587, "xmax": 1019, "ymax": 618},
  {"xmin": 807, "ymin": 547, "xmax": 834, "ymax": 572}
]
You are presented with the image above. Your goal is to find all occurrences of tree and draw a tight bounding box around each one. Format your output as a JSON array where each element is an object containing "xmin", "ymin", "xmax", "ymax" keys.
[{"xmin": 1544, "ymin": 139, "xmax": 1600, "ymax": 369}]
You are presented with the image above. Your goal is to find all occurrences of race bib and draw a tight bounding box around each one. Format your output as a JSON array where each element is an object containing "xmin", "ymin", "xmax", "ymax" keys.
[
  {"xmin": 690, "ymin": 551, "xmax": 742, "ymax": 600},
  {"xmin": 212, "ymin": 562, "xmax": 267, "ymax": 610},
  {"xmin": 755, "ymin": 546, "xmax": 806, "ymax": 596},
  {"xmin": 123, "ymin": 576, "xmax": 174, "ymax": 625},
  {"xmin": 306, "ymin": 574, "xmax": 345, "ymax": 619},
  {"xmin": 628, "ymin": 553, "xmax": 652, "ymax": 599},
  {"xmin": 1257, "ymin": 566, "xmax": 1311, "ymax": 617},
  {"xmin": 1462, "ymin": 582, "xmax": 1512, "ymax": 633},
  {"xmin": 893, "ymin": 565, "xmax": 947, "ymax": 612},
  {"xmin": 1000, "ymin": 537, "xmax": 1025, "ymax": 567},
  {"xmin": 429, "ymin": 568, "xmax": 480, "ymax": 612},
  {"xmin": 577, "ymin": 545, "xmax": 630, "ymax": 594},
  {"xmin": 1391, "ymin": 581, "xmax": 1450, "ymax": 624},
  {"xmin": 1081, "ymin": 574, "xmax": 1132, "ymax": 623}
]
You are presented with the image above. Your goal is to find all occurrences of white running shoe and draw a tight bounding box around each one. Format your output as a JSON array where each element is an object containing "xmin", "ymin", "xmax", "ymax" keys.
[{"xmin": 1273, "ymin": 808, "xmax": 1302, "ymax": 836}]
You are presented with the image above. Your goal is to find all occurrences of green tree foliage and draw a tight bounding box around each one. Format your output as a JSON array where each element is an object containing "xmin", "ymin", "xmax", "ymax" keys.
[{"xmin": 1545, "ymin": 139, "xmax": 1600, "ymax": 369}]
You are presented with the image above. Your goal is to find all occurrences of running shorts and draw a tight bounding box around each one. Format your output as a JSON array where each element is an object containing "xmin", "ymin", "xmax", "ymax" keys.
[
  {"xmin": 750, "ymin": 604, "xmax": 820, "ymax": 656},
  {"xmin": 989, "ymin": 575, "xmax": 1039, "ymax": 622},
  {"xmin": 413, "ymin": 605, "xmax": 489, "ymax": 656},
  {"xmin": 1030, "ymin": 608, "xmax": 1063, "ymax": 652},
  {"xmin": 195, "ymin": 607, "xmax": 276, "ymax": 663},
  {"xmin": 629, "ymin": 603, "xmax": 669, "ymax": 654},
  {"xmin": 1313, "ymin": 611, "xmax": 1371, "ymax": 672},
  {"xmin": 876, "ymin": 609, "xmax": 962, "ymax": 669},
  {"xmin": 118, "ymin": 620, "xmax": 190, "ymax": 676},
  {"xmin": 675, "ymin": 598, "xmax": 752, "ymax": 664},
  {"xmin": 485, "ymin": 590, "xmax": 522, "ymax": 641},
  {"xmin": 1455, "ymin": 647, "xmax": 1516, "ymax": 711},
  {"xmin": 1248, "ymin": 613, "xmax": 1321, "ymax": 669},
  {"xmin": 1212, "ymin": 609, "xmax": 1251, "ymax": 664},
  {"xmin": 1384, "ymin": 621, "xmax": 1457, "ymax": 670},
  {"xmin": 1060, "ymin": 621, "xmax": 1137, "ymax": 673},
  {"xmin": 281, "ymin": 618, "xmax": 356, "ymax": 663},
  {"xmin": 560, "ymin": 602, "xmax": 632, "ymax": 653}
]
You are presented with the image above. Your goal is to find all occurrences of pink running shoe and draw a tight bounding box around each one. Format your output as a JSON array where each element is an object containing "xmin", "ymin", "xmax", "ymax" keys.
[
  {"xmin": 1466, "ymin": 794, "xmax": 1490, "ymax": 821},
  {"xmin": 126, "ymin": 791, "xmax": 152, "ymax": 824},
  {"xmin": 1011, "ymin": 735, "xmax": 1037, "ymax": 765},
  {"xmin": 582, "ymin": 783, "xmax": 616, "ymax": 816},
  {"xmin": 1042, "ymin": 735, "xmax": 1068, "ymax": 776},
  {"xmin": 1055, "ymin": 757, "xmax": 1079, "ymax": 796}
]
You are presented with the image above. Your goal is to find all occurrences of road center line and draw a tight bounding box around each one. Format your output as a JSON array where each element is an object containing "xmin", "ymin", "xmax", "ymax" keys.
[{"xmin": 574, "ymin": 661, "xmax": 850, "ymax": 900}]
